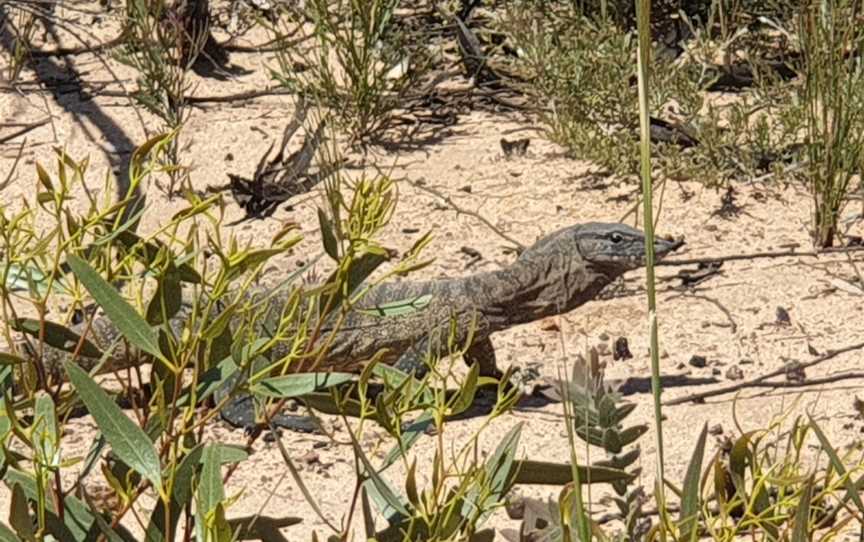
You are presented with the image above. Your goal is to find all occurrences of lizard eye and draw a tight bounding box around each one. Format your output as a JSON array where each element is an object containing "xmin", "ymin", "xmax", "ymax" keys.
[{"xmin": 610, "ymin": 232, "xmax": 623, "ymax": 243}]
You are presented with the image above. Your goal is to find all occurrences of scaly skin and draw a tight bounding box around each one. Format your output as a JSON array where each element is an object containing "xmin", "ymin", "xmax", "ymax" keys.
[{"xmin": 16, "ymin": 223, "xmax": 683, "ymax": 430}]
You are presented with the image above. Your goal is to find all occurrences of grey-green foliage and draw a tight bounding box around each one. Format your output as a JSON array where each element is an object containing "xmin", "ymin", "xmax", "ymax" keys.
[
  {"xmin": 566, "ymin": 349, "xmax": 649, "ymax": 540},
  {"xmin": 504, "ymin": 2, "xmax": 702, "ymax": 177},
  {"xmin": 796, "ymin": 0, "xmax": 864, "ymax": 247},
  {"xmin": 268, "ymin": 0, "xmax": 436, "ymax": 142}
]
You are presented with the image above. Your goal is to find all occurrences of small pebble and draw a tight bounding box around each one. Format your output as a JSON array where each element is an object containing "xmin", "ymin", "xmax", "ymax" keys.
[
  {"xmin": 725, "ymin": 365, "xmax": 744, "ymax": 380},
  {"xmin": 689, "ymin": 355, "xmax": 707, "ymax": 368}
]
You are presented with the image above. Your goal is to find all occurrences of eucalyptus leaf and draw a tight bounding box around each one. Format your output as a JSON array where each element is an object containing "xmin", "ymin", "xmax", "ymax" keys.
[
  {"xmin": 198, "ymin": 445, "xmax": 225, "ymax": 518},
  {"xmin": 12, "ymin": 318, "xmax": 103, "ymax": 359},
  {"xmin": 67, "ymin": 255, "xmax": 168, "ymax": 366},
  {"xmin": 251, "ymin": 372, "xmax": 355, "ymax": 398},
  {"xmin": 64, "ymin": 362, "xmax": 163, "ymax": 491}
]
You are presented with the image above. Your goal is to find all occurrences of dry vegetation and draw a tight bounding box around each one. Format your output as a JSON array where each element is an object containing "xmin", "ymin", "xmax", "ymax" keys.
[{"xmin": 2, "ymin": 0, "xmax": 864, "ymax": 540}]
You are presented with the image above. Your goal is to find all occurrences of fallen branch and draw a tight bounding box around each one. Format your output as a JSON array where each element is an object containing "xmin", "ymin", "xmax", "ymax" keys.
[
  {"xmin": 657, "ymin": 245, "xmax": 864, "ymax": 266},
  {"xmin": 405, "ymin": 179, "xmax": 526, "ymax": 251},
  {"xmin": 665, "ymin": 340, "xmax": 864, "ymax": 405},
  {"xmin": 0, "ymin": 118, "xmax": 50, "ymax": 144},
  {"xmin": 94, "ymin": 87, "xmax": 293, "ymax": 105},
  {"xmin": 746, "ymin": 372, "xmax": 864, "ymax": 389}
]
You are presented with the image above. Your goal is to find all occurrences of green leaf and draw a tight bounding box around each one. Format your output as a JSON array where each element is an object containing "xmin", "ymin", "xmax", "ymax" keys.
[
  {"xmin": 447, "ymin": 361, "xmax": 479, "ymax": 417},
  {"xmin": 356, "ymin": 294, "xmax": 433, "ymax": 317},
  {"xmin": 66, "ymin": 254, "xmax": 168, "ymax": 366},
  {"xmin": 0, "ymin": 399, "xmax": 11, "ymax": 442},
  {"xmin": 64, "ymin": 362, "xmax": 163, "ymax": 491},
  {"xmin": 33, "ymin": 392, "xmax": 59, "ymax": 467},
  {"xmin": 791, "ymin": 475, "xmax": 814, "ymax": 542},
  {"xmin": 10, "ymin": 483, "xmax": 36, "ymax": 542},
  {"xmin": 320, "ymin": 251, "xmax": 390, "ymax": 318},
  {"xmin": 0, "ymin": 522, "xmax": 22, "ymax": 542},
  {"xmin": 226, "ymin": 248, "xmax": 287, "ymax": 281},
  {"xmin": 3, "ymin": 262, "xmax": 71, "ymax": 296},
  {"xmin": 11, "ymin": 318, "xmax": 103, "ymax": 359},
  {"xmin": 347, "ymin": 426, "xmax": 410, "ymax": 521},
  {"xmin": 463, "ymin": 423, "xmax": 523, "ymax": 523},
  {"xmin": 145, "ymin": 267, "xmax": 182, "ymax": 325},
  {"xmin": 250, "ymin": 372, "xmax": 355, "ymax": 398},
  {"xmin": 0, "ymin": 352, "xmax": 26, "ymax": 366},
  {"xmin": 809, "ymin": 414, "xmax": 864, "ymax": 515},
  {"xmin": 318, "ymin": 208, "xmax": 339, "ymax": 260},
  {"xmin": 511, "ymin": 460, "xmax": 631, "ymax": 485},
  {"xmin": 270, "ymin": 425, "xmax": 339, "ymax": 533},
  {"xmin": 80, "ymin": 490, "xmax": 131, "ymax": 542},
  {"xmin": 108, "ymin": 230, "xmax": 201, "ymax": 283},
  {"xmin": 679, "ymin": 423, "xmax": 707, "ymax": 542},
  {"xmin": 198, "ymin": 445, "xmax": 225, "ymax": 517},
  {"xmin": 35, "ymin": 162, "xmax": 53, "ymax": 192},
  {"xmin": 378, "ymin": 410, "xmax": 434, "ymax": 471},
  {"xmin": 3, "ymin": 468, "xmax": 106, "ymax": 541}
]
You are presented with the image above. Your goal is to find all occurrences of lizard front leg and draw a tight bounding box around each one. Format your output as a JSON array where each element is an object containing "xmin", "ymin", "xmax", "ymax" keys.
[{"xmin": 462, "ymin": 336, "xmax": 502, "ymax": 380}]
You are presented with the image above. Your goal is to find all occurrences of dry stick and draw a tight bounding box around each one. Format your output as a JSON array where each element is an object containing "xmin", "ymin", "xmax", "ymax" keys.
[
  {"xmin": 405, "ymin": 179, "xmax": 526, "ymax": 251},
  {"xmin": 656, "ymin": 245, "xmax": 864, "ymax": 266},
  {"xmin": 94, "ymin": 87, "xmax": 293, "ymax": 105},
  {"xmin": 665, "ymin": 340, "xmax": 864, "ymax": 405},
  {"xmin": 0, "ymin": 117, "xmax": 50, "ymax": 144},
  {"xmin": 745, "ymin": 371, "xmax": 864, "ymax": 389}
]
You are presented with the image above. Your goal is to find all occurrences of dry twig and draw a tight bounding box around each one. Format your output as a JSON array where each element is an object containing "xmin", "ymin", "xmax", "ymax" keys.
[{"xmin": 665, "ymin": 340, "xmax": 864, "ymax": 405}]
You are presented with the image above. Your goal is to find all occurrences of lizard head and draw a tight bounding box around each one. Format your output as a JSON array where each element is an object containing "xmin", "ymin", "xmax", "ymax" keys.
[{"xmin": 574, "ymin": 222, "xmax": 684, "ymax": 275}]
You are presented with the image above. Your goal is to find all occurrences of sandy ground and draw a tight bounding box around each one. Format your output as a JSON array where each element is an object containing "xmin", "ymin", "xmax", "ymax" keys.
[{"xmin": 3, "ymin": 10, "xmax": 864, "ymax": 541}]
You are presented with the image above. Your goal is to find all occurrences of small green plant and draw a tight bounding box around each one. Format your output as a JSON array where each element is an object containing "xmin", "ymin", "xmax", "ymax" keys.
[
  {"xmin": 504, "ymin": 1, "xmax": 702, "ymax": 178},
  {"xmin": 4, "ymin": 5, "xmax": 37, "ymax": 83},
  {"xmin": 695, "ymin": 406, "xmax": 864, "ymax": 541},
  {"xmin": 796, "ymin": 0, "xmax": 864, "ymax": 247},
  {"xmin": 268, "ymin": 0, "xmax": 435, "ymax": 142},
  {"xmin": 512, "ymin": 349, "xmax": 649, "ymax": 541},
  {"xmin": 116, "ymin": 0, "xmax": 202, "ymax": 197}
]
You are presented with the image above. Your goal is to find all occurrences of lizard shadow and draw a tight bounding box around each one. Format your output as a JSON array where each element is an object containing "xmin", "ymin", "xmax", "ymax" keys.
[{"xmin": 445, "ymin": 374, "xmax": 722, "ymax": 422}]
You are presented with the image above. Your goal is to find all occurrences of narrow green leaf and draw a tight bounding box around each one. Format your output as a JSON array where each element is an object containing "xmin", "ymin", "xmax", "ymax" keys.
[
  {"xmin": 9, "ymin": 483, "xmax": 36, "ymax": 542},
  {"xmin": 33, "ymin": 392, "xmax": 59, "ymax": 467},
  {"xmin": 463, "ymin": 423, "xmax": 523, "ymax": 522},
  {"xmin": 809, "ymin": 414, "xmax": 864, "ymax": 514},
  {"xmin": 320, "ymin": 251, "xmax": 390, "ymax": 318},
  {"xmin": 3, "ymin": 468, "xmax": 97, "ymax": 541},
  {"xmin": 3, "ymin": 262, "xmax": 71, "ymax": 295},
  {"xmin": 198, "ymin": 445, "xmax": 225, "ymax": 517},
  {"xmin": 447, "ymin": 361, "xmax": 479, "ymax": 417},
  {"xmin": 12, "ymin": 318, "xmax": 103, "ymax": 359},
  {"xmin": 251, "ymin": 372, "xmax": 355, "ymax": 398},
  {"xmin": 109, "ymin": 230, "xmax": 201, "ymax": 283},
  {"xmin": 791, "ymin": 475, "xmax": 814, "ymax": 542},
  {"xmin": 378, "ymin": 410, "xmax": 434, "ymax": 471},
  {"xmin": 145, "ymin": 268, "xmax": 182, "ymax": 326},
  {"xmin": 35, "ymin": 162, "xmax": 53, "ymax": 192},
  {"xmin": 64, "ymin": 362, "xmax": 162, "ymax": 490},
  {"xmin": 347, "ymin": 427, "xmax": 410, "ymax": 520},
  {"xmin": 318, "ymin": 208, "xmax": 339, "ymax": 260},
  {"xmin": 0, "ymin": 352, "xmax": 26, "ymax": 366},
  {"xmin": 512, "ymin": 460, "xmax": 631, "ymax": 485},
  {"xmin": 0, "ymin": 522, "xmax": 22, "ymax": 542},
  {"xmin": 80, "ymin": 490, "xmax": 130, "ymax": 542},
  {"xmin": 679, "ymin": 423, "xmax": 708, "ymax": 542},
  {"xmin": 66, "ymin": 254, "xmax": 168, "ymax": 365},
  {"xmin": 269, "ymin": 424, "xmax": 340, "ymax": 533},
  {"xmin": 227, "ymin": 248, "xmax": 287, "ymax": 281}
]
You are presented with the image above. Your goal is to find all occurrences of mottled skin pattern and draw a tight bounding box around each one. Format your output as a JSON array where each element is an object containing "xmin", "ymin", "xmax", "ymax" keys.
[
  {"xmin": 18, "ymin": 223, "xmax": 682, "ymax": 430},
  {"xmin": 314, "ymin": 223, "xmax": 682, "ymax": 376}
]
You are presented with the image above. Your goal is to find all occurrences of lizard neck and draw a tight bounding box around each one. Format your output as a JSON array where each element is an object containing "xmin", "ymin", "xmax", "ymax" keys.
[{"xmin": 466, "ymin": 251, "xmax": 616, "ymax": 330}]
